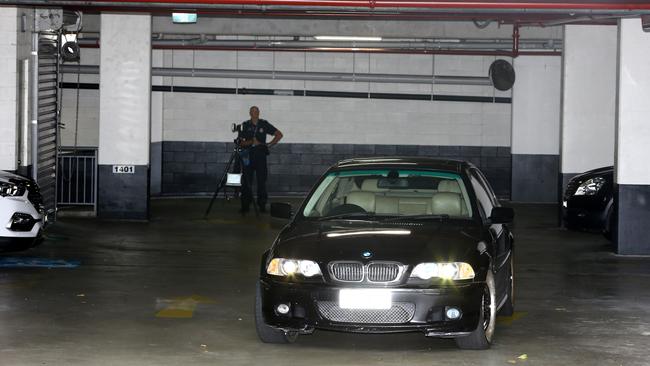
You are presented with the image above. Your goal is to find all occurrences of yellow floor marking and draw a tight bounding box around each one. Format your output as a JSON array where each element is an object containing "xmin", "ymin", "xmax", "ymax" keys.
[
  {"xmin": 497, "ymin": 311, "xmax": 527, "ymax": 326},
  {"xmin": 155, "ymin": 295, "xmax": 216, "ymax": 319}
]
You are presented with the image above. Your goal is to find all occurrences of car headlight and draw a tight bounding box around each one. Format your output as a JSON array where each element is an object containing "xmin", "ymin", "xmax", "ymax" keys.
[
  {"xmin": 574, "ymin": 177, "xmax": 606, "ymax": 196},
  {"xmin": 266, "ymin": 258, "xmax": 322, "ymax": 277},
  {"xmin": 0, "ymin": 181, "xmax": 25, "ymax": 197},
  {"xmin": 411, "ymin": 262, "xmax": 475, "ymax": 280}
]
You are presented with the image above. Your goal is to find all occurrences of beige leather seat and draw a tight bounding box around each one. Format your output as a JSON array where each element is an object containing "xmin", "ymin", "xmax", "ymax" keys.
[
  {"xmin": 346, "ymin": 191, "xmax": 376, "ymax": 212},
  {"xmin": 438, "ymin": 180, "xmax": 461, "ymax": 194},
  {"xmin": 437, "ymin": 180, "xmax": 468, "ymax": 216},
  {"xmin": 432, "ymin": 192, "xmax": 463, "ymax": 216},
  {"xmin": 376, "ymin": 196, "xmax": 399, "ymax": 214}
]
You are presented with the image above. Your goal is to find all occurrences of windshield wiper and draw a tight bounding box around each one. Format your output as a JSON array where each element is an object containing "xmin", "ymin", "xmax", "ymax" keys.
[
  {"xmin": 380, "ymin": 214, "xmax": 450, "ymax": 222},
  {"xmin": 317, "ymin": 212, "xmax": 377, "ymax": 221}
]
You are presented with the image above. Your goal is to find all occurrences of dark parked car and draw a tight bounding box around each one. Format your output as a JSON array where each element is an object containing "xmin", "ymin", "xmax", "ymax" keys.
[
  {"xmin": 563, "ymin": 166, "xmax": 614, "ymax": 239},
  {"xmin": 256, "ymin": 158, "xmax": 515, "ymax": 350}
]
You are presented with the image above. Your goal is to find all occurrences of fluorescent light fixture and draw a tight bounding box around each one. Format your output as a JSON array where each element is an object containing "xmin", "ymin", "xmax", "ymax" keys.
[
  {"xmin": 326, "ymin": 230, "xmax": 410, "ymax": 238},
  {"xmin": 172, "ymin": 13, "xmax": 197, "ymax": 24},
  {"xmin": 314, "ymin": 35, "xmax": 382, "ymax": 42}
]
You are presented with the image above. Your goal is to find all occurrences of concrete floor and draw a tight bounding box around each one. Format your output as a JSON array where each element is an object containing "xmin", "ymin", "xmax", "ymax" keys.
[{"xmin": 1, "ymin": 198, "xmax": 650, "ymax": 365}]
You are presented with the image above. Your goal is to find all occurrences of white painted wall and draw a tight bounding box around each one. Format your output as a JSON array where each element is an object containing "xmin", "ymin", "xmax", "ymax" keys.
[
  {"xmin": 0, "ymin": 8, "xmax": 19, "ymax": 171},
  {"xmin": 63, "ymin": 49, "xmax": 514, "ymax": 147},
  {"xmin": 511, "ymin": 56, "xmax": 561, "ymax": 155},
  {"xmin": 60, "ymin": 48, "xmax": 100, "ymax": 147},
  {"xmin": 98, "ymin": 14, "xmax": 151, "ymax": 165},
  {"xmin": 560, "ymin": 25, "xmax": 617, "ymax": 174},
  {"xmin": 162, "ymin": 51, "xmax": 512, "ymax": 146},
  {"xmin": 615, "ymin": 18, "xmax": 650, "ymax": 185},
  {"xmin": 151, "ymin": 50, "xmax": 163, "ymax": 144}
]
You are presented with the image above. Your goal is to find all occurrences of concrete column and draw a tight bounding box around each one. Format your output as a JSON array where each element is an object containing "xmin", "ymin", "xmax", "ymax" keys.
[
  {"xmin": 98, "ymin": 13, "xmax": 151, "ymax": 219},
  {"xmin": 0, "ymin": 8, "xmax": 25, "ymax": 172},
  {"xmin": 511, "ymin": 56, "xmax": 561, "ymax": 203},
  {"xmin": 614, "ymin": 18, "xmax": 650, "ymax": 255},
  {"xmin": 560, "ymin": 25, "xmax": 617, "ymax": 192},
  {"xmin": 150, "ymin": 49, "xmax": 163, "ymax": 196}
]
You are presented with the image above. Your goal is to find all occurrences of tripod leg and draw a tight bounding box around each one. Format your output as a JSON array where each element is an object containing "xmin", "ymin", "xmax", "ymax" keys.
[{"xmin": 204, "ymin": 149, "xmax": 238, "ymax": 218}]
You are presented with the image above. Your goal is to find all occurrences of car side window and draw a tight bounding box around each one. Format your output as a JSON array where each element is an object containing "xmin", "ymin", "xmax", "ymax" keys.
[{"xmin": 469, "ymin": 170, "xmax": 494, "ymax": 220}]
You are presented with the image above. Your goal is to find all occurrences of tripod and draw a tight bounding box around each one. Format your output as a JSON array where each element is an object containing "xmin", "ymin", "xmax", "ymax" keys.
[{"xmin": 204, "ymin": 142, "xmax": 259, "ymax": 218}]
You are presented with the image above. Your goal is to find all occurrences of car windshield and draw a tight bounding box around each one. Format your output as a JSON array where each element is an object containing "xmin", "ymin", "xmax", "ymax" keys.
[{"xmin": 302, "ymin": 169, "xmax": 473, "ymax": 219}]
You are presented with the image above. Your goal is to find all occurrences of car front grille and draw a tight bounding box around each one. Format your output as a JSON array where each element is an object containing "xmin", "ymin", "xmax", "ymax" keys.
[
  {"xmin": 317, "ymin": 301, "xmax": 415, "ymax": 324},
  {"xmin": 329, "ymin": 261, "xmax": 403, "ymax": 283},
  {"xmin": 330, "ymin": 262, "xmax": 364, "ymax": 282},
  {"xmin": 367, "ymin": 263, "xmax": 400, "ymax": 282}
]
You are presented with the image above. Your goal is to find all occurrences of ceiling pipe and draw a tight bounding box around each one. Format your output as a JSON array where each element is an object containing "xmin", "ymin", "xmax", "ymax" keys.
[
  {"xmin": 75, "ymin": 37, "xmax": 561, "ymax": 55},
  {"xmin": 77, "ymin": 37, "xmax": 561, "ymax": 51},
  {"xmin": 61, "ymin": 64, "xmax": 495, "ymax": 86},
  {"xmin": 2, "ymin": 1, "xmax": 650, "ymax": 18},
  {"xmin": 3, "ymin": 0, "xmax": 650, "ymax": 11}
]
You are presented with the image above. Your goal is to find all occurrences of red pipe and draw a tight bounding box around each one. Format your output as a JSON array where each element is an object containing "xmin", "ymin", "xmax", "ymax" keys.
[{"xmin": 74, "ymin": 0, "xmax": 650, "ymax": 10}]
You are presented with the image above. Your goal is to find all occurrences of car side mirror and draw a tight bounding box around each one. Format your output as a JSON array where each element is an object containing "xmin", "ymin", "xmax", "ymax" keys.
[
  {"xmin": 270, "ymin": 202, "xmax": 293, "ymax": 219},
  {"xmin": 489, "ymin": 207, "xmax": 514, "ymax": 224}
]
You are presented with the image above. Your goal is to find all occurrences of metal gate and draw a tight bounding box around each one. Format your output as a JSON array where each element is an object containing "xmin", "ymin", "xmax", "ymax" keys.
[{"xmin": 32, "ymin": 32, "xmax": 61, "ymax": 221}]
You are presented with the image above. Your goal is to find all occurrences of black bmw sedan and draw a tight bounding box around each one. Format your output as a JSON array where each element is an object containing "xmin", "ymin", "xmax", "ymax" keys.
[{"xmin": 256, "ymin": 158, "xmax": 515, "ymax": 350}]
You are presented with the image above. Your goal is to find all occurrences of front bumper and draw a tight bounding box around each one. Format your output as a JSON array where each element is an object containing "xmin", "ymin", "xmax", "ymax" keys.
[
  {"xmin": 562, "ymin": 205, "xmax": 608, "ymax": 230},
  {"xmin": 259, "ymin": 278, "xmax": 484, "ymax": 337},
  {"xmin": 0, "ymin": 196, "xmax": 45, "ymax": 251}
]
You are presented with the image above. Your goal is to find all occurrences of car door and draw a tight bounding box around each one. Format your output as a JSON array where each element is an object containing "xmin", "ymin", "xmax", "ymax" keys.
[{"xmin": 469, "ymin": 168, "xmax": 511, "ymax": 303}]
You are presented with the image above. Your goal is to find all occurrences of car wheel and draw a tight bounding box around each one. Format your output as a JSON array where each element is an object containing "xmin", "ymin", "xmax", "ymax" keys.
[
  {"xmin": 455, "ymin": 271, "xmax": 496, "ymax": 350},
  {"xmin": 498, "ymin": 256, "xmax": 515, "ymax": 317},
  {"xmin": 254, "ymin": 282, "xmax": 298, "ymax": 344}
]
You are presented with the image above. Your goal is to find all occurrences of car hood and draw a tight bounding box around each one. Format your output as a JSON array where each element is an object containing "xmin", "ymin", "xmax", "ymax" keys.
[
  {"xmin": 0, "ymin": 170, "xmax": 31, "ymax": 184},
  {"xmin": 571, "ymin": 166, "xmax": 613, "ymax": 182},
  {"xmin": 272, "ymin": 219, "xmax": 484, "ymax": 265}
]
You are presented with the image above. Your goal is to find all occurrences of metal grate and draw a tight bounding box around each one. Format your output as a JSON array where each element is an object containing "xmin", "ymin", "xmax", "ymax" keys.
[
  {"xmin": 317, "ymin": 301, "xmax": 415, "ymax": 324},
  {"xmin": 330, "ymin": 262, "xmax": 364, "ymax": 282},
  {"xmin": 367, "ymin": 263, "xmax": 401, "ymax": 282},
  {"xmin": 34, "ymin": 33, "xmax": 61, "ymax": 221},
  {"xmin": 57, "ymin": 148, "xmax": 97, "ymax": 209}
]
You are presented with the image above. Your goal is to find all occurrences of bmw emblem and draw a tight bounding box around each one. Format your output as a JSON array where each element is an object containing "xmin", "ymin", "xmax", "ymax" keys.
[{"xmin": 361, "ymin": 251, "xmax": 373, "ymax": 259}]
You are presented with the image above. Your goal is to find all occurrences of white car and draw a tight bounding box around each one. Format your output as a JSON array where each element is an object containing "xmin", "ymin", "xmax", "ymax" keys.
[{"xmin": 0, "ymin": 170, "xmax": 45, "ymax": 252}]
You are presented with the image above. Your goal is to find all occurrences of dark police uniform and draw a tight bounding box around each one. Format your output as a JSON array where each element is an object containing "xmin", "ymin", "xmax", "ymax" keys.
[{"xmin": 238, "ymin": 119, "xmax": 278, "ymax": 212}]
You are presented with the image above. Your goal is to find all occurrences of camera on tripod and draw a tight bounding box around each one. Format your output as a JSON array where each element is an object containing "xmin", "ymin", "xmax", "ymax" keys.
[{"xmin": 232, "ymin": 123, "xmax": 244, "ymax": 145}]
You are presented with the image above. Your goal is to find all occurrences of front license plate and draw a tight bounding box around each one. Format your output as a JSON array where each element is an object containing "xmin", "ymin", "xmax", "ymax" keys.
[{"xmin": 339, "ymin": 289, "xmax": 392, "ymax": 310}]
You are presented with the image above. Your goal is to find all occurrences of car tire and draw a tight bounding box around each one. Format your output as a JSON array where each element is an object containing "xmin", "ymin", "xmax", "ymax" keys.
[
  {"xmin": 455, "ymin": 271, "xmax": 496, "ymax": 350},
  {"xmin": 254, "ymin": 282, "xmax": 298, "ymax": 344},
  {"xmin": 498, "ymin": 256, "xmax": 515, "ymax": 317}
]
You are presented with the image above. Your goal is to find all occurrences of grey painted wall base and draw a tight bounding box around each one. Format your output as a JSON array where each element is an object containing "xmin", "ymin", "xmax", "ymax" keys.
[
  {"xmin": 511, "ymin": 154, "xmax": 559, "ymax": 203},
  {"xmin": 615, "ymin": 184, "xmax": 650, "ymax": 255},
  {"xmin": 98, "ymin": 165, "xmax": 150, "ymax": 220},
  {"xmin": 161, "ymin": 141, "xmax": 512, "ymax": 198},
  {"xmin": 151, "ymin": 142, "xmax": 162, "ymax": 196}
]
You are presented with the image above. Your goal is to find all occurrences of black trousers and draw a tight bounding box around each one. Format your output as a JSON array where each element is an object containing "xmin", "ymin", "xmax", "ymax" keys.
[{"xmin": 241, "ymin": 147, "xmax": 268, "ymax": 210}]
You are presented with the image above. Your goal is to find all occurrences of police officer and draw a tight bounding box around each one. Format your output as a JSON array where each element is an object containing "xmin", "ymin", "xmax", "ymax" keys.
[{"xmin": 237, "ymin": 106, "xmax": 283, "ymax": 214}]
